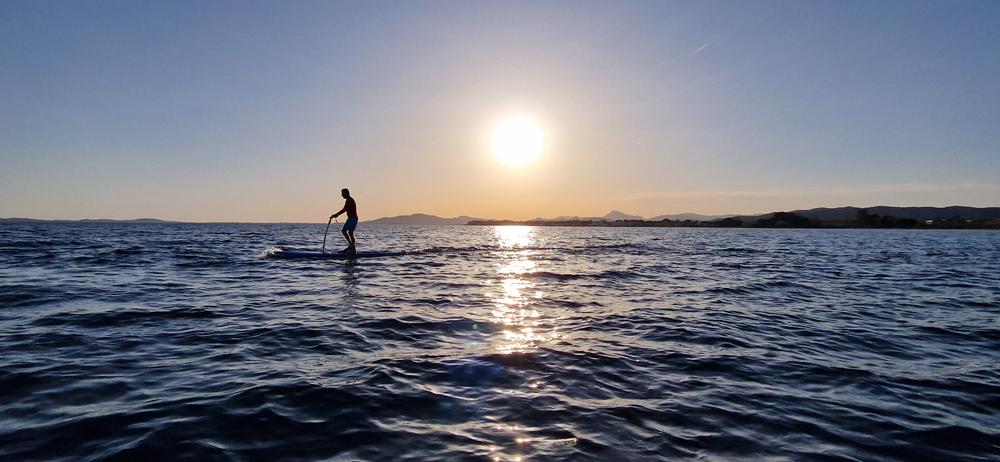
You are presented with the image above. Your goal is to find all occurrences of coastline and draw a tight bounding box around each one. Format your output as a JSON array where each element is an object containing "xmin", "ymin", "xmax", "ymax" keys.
[{"xmin": 466, "ymin": 218, "xmax": 1000, "ymax": 230}]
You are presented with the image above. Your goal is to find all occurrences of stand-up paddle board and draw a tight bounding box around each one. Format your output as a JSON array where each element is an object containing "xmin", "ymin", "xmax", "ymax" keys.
[{"xmin": 268, "ymin": 249, "xmax": 403, "ymax": 259}]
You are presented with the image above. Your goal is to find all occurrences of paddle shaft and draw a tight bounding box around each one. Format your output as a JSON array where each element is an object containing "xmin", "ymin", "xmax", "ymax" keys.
[{"xmin": 321, "ymin": 216, "xmax": 335, "ymax": 253}]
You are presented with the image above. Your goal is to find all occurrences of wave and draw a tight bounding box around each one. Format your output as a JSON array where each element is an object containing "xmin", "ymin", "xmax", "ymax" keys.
[
  {"xmin": 32, "ymin": 307, "xmax": 223, "ymax": 328},
  {"xmin": 517, "ymin": 269, "xmax": 643, "ymax": 282},
  {"xmin": 0, "ymin": 284, "xmax": 80, "ymax": 308},
  {"xmin": 676, "ymin": 280, "xmax": 820, "ymax": 296}
]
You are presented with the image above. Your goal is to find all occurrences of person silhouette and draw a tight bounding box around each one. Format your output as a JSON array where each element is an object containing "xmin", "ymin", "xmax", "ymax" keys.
[{"xmin": 330, "ymin": 188, "xmax": 358, "ymax": 253}]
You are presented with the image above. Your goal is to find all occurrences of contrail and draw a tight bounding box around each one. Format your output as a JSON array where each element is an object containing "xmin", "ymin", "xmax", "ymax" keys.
[{"xmin": 692, "ymin": 43, "xmax": 709, "ymax": 54}]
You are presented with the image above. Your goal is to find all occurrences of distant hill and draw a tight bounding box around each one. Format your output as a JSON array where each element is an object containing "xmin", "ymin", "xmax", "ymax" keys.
[
  {"xmin": 368, "ymin": 210, "xmax": 646, "ymax": 224},
  {"xmin": 532, "ymin": 211, "xmax": 643, "ymax": 222},
  {"xmin": 6, "ymin": 207, "xmax": 997, "ymax": 226},
  {"xmin": 650, "ymin": 212, "xmax": 732, "ymax": 221},
  {"xmin": 364, "ymin": 213, "xmax": 487, "ymax": 225},
  {"xmin": 0, "ymin": 217, "xmax": 174, "ymax": 223},
  {"xmin": 547, "ymin": 211, "xmax": 731, "ymax": 222},
  {"xmin": 543, "ymin": 215, "xmax": 603, "ymax": 222},
  {"xmin": 603, "ymin": 210, "xmax": 645, "ymax": 221},
  {"xmin": 369, "ymin": 206, "xmax": 1000, "ymax": 226},
  {"xmin": 79, "ymin": 218, "xmax": 172, "ymax": 223},
  {"xmin": 468, "ymin": 205, "xmax": 1000, "ymax": 229},
  {"xmin": 737, "ymin": 206, "xmax": 1000, "ymax": 223},
  {"xmin": 0, "ymin": 218, "xmax": 44, "ymax": 223}
]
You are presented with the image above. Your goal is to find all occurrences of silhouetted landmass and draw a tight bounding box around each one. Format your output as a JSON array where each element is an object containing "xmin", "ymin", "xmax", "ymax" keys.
[
  {"xmin": 753, "ymin": 212, "xmax": 822, "ymax": 228},
  {"xmin": 466, "ymin": 218, "xmax": 750, "ymax": 228},
  {"xmin": 468, "ymin": 206, "xmax": 1000, "ymax": 229},
  {"xmin": 527, "ymin": 211, "xmax": 733, "ymax": 222},
  {"xmin": 735, "ymin": 206, "xmax": 1000, "ymax": 223},
  {"xmin": 650, "ymin": 212, "xmax": 732, "ymax": 221},
  {"xmin": 467, "ymin": 218, "xmax": 742, "ymax": 228},
  {"xmin": 0, "ymin": 218, "xmax": 174, "ymax": 223},
  {"xmin": 532, "ymin": 211, "xmax": 643, "ymax": 222},
  {"xmin": 0, "ymin": 218, "xmax": 44, "ymax": 223},
  {"xmin": 80, "ymin": 218, "xmax": 171, "ymax": 223},
  {"xmin": 364, "ymin": 214, "xmax": 486, "ymax": 225},
  {"xmin": 5, "ymin": 206, "xmax": 998, "ymax": 228},
  {"xmin": 602, "ymin": 210, "xmax": 644, "ymax": 221}
]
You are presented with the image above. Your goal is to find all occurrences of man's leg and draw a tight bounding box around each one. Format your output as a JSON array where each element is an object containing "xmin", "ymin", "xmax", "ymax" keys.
[
  {"xmin": 347, "ymin": 230, "xmax": 356, "ymax": 250},
  {"xmin": 341, "ymin": 229, "xmax": 351, "ymax": 251}
]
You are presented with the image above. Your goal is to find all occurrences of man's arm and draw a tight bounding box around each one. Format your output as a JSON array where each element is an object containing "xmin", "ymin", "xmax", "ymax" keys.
[{"xmin": 330, "ymin": 203, "xmax": 347, "ymax": 219}]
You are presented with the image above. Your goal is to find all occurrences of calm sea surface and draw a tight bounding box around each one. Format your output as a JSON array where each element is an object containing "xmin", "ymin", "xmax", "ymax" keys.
[{"xmin": 1, "ymin": 223, "xmax": 998, "ymax": 461}]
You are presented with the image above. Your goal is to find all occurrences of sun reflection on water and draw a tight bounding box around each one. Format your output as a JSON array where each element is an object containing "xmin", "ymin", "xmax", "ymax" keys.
[
  {"xmin": 494, "ymin": 225, "xmax": 535, "ymax": 248},
  {"xmin": 489, "ymin": 226, "xmax": 560, "ymax": 355},
  {"xmin": 485, "ymin": 226, "xmax": 574, "ymax": 460}
]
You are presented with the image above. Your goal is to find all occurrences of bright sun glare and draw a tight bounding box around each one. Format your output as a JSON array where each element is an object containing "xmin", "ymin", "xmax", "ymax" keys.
[{"xmin": 491, "ymin": 118, "xmax": 544, "ymax": 167}]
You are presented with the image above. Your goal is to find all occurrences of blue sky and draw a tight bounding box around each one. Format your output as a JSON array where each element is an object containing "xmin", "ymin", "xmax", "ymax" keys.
[{"xmin": 2, "ymin": 0, "xmax": 998, "ymax": 221}]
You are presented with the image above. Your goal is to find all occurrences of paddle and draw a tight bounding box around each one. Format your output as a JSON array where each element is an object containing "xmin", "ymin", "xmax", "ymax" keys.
[{"xmin": 321, "ymin": 216, "xmax": 336, "ymax": 253}]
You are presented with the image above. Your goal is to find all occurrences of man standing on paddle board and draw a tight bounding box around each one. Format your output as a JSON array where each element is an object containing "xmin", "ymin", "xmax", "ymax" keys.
[{"xmin": 330, "ymin": 188, "xmax": 358, "ymax": 253}]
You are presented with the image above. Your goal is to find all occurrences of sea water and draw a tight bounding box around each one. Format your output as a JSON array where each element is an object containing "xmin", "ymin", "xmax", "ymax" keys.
[{"xmin": 1, "ymin": 223, "xmax": 998, "ymax": 461}]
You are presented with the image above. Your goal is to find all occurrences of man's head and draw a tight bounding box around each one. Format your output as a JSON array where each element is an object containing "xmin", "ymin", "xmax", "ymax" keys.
[{"xmin": 341, "ymin": 188, "xmax": 350, "ymax": 198}]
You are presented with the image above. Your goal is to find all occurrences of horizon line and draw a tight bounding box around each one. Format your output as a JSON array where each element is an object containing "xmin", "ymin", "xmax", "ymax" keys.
[{"xmin": 4, "ymin": 204, "xmax": 999, "ymax": 224}]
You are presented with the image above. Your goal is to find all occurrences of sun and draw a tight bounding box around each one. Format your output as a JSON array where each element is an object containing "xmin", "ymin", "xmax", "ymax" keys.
[{"xmin": 491, "ymin": 118, "xmax": 544, "ymax": 167}]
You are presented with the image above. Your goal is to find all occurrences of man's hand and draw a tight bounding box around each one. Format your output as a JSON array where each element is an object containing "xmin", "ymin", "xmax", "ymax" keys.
[{"xmin": 330, "ymin": 214, "xmax": 337, "ymax": 220}]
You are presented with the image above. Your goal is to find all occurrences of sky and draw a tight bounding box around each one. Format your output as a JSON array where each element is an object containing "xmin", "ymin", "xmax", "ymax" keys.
[{"xmin": 2, "ymin": 0, "xmax": 999, "ymax": 222}]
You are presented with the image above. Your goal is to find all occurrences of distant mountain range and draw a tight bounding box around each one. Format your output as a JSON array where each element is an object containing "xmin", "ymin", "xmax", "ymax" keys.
[
  {"xmin": 735, "ymin": 206, "xmax": 1000, "ymax": 222},
  {"xmin": 0, "ymin": 217, "xmax": 173, "ymax": 223},
  {"xmin": 371, "ymin": 206, "xmax": 1000, "ymax": 227},
  {"xmin": 364, "ymin": 210, "xmax": 735, "ymax": 224},
  {"xmin": 601, "ymin": 210, "xmax": 645, "ymax": 221},
  {"xmin": 529, "ymin": 211, "xmax": 732, "ymax": 222},
  {"xmin": 534, "ymin": 210, "xmax": 642, "ymax": 222},
  {"xmin": 650, "ymin": 212, "xmax": 733, "ymax": 221},
  {"xmin": 4, "ymin": 206, "xmax": 998, "ymax": 226},
  {"xmin": 363, "ymin": 213, "xmax": 486, "ymax": 225},
  {"xmin": 533, "ymin": 206, "xmax": 1000, "ymax": 223}
]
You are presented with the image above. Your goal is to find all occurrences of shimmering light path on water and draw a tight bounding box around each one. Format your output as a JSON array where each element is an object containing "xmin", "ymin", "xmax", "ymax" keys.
[{"xmin": 1, "ymin": 223, "xmax": 998, "ymax": 461}]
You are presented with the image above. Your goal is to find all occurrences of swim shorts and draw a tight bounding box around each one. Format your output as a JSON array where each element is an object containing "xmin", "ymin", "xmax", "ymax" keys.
[{"xmin": 343, "ymin": 217, "xmax": 358, "ymax": 232}]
